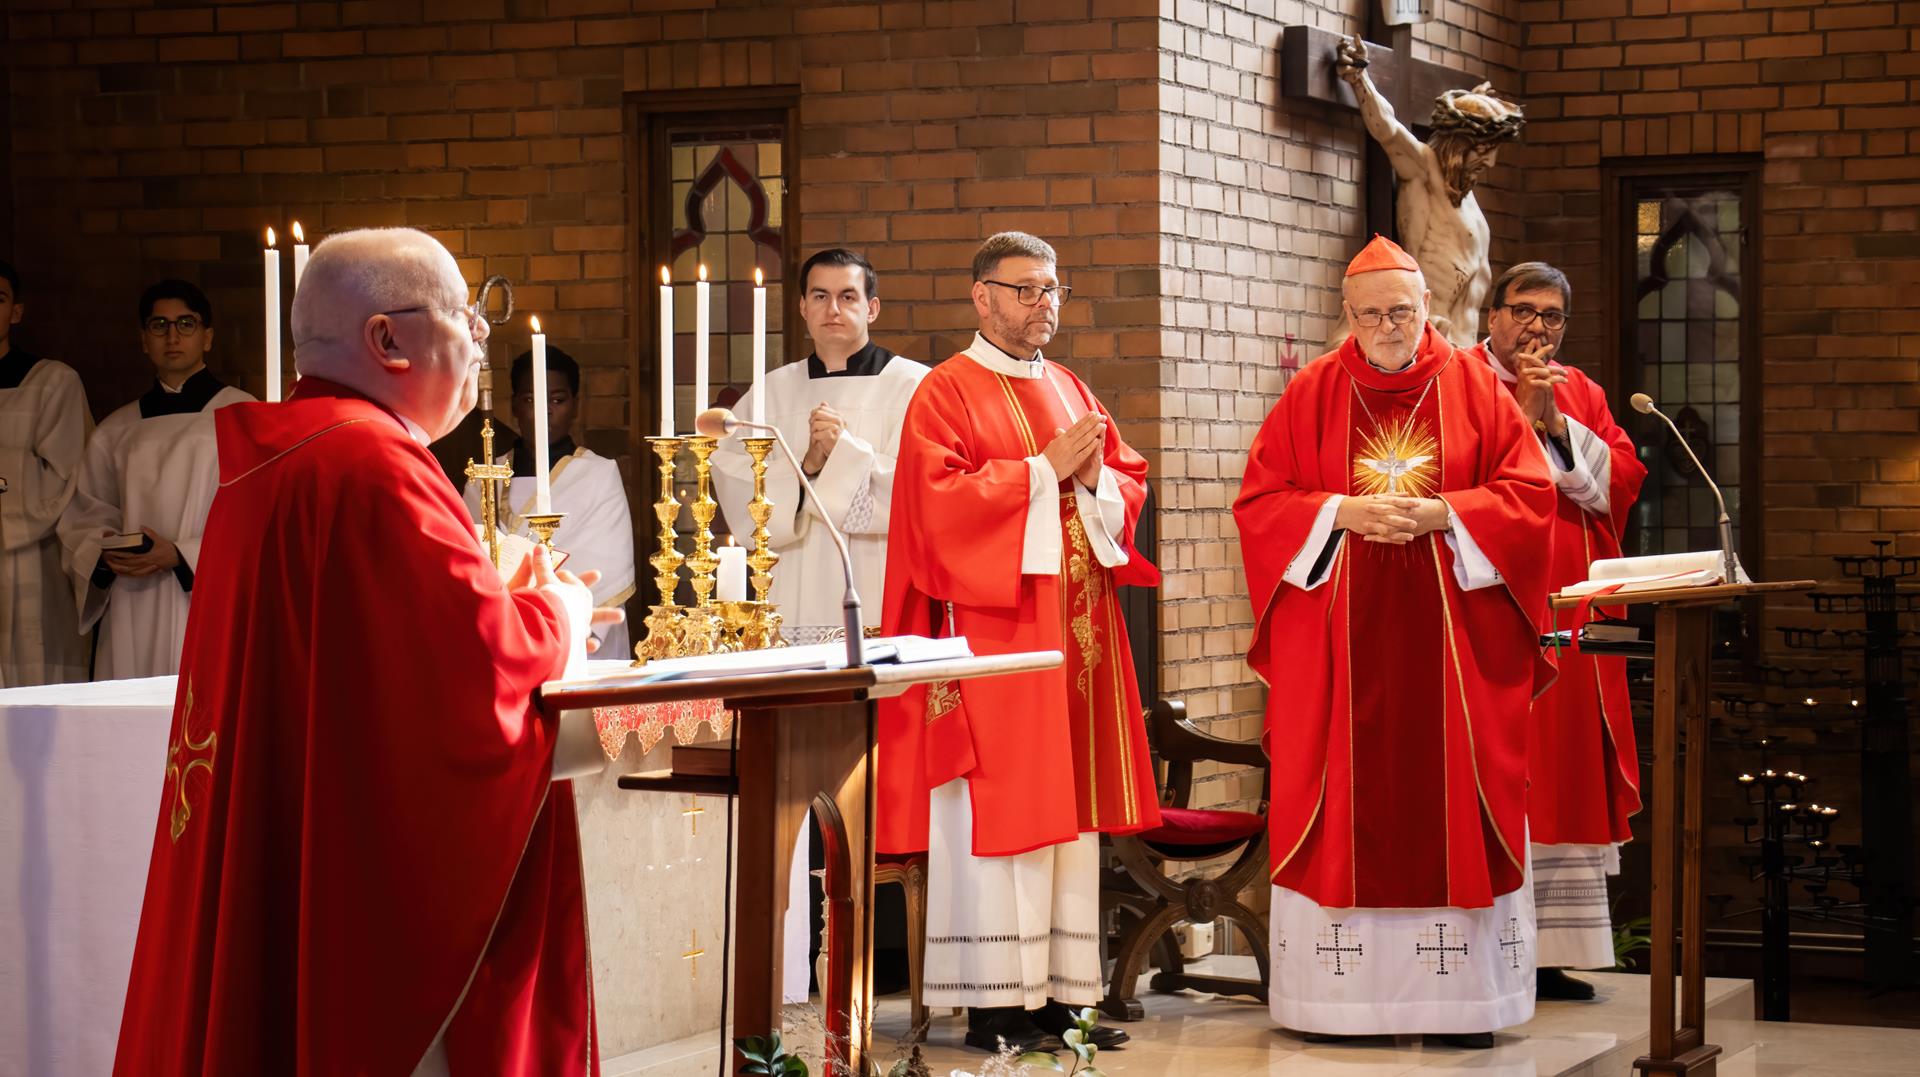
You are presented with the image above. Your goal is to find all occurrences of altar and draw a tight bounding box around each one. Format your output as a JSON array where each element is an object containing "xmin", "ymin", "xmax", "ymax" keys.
[{"xmin": 0, "ymin": 667, "xmax": 733, "ymax": 1077}]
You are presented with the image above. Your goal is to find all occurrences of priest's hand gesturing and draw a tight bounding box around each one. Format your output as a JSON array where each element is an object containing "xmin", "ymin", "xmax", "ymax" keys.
[
  {"xmin": 1513, "ymin": 339, "xmax": 1568, "ymax": 435},
  {"xmin": 510, "ymin": 544, "xmax": 627, "ymax": 654},
  {"xmin": 1043, "ymin": 412, "xmax": 1106, "ymax": 487}
]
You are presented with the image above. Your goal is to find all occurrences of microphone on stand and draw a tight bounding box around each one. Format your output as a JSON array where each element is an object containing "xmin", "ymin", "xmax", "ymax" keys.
[
  {"xmin": 1630, "ymin": 392, "xmax": 1746, "ymax": 585},
  {"xmin": 695, "ymin": 406, "xmax": 866, "ymax": 671}
]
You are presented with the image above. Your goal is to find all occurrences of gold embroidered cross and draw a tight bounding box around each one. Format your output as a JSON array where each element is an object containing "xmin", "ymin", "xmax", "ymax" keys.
[
  {"xmin": 682, "ymin": 796, "xmax": 705, "ymax": 836},
  {"xmin": 165, "ymin": 682, "xmax": 217, "ymax": 843},
  {"xmin": 682, "ymin": 930, "xmax": 706, "ymax": 979}
]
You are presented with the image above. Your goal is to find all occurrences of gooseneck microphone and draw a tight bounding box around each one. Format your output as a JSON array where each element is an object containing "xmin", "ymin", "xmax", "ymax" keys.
[
  {"xmin": 1630, "ymin": 392, "xmax": 1744, "ymax": 585},
  {"xmin": 695, "ymin": 406, "xmax": 866, "ymax": 670}
]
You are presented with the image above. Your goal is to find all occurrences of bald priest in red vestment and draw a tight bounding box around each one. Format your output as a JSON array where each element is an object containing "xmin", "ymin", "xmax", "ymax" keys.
[
  {"xmin": 1234, "ymin": 235, "xmax": 1557, "ymax": 1047},
  {"xmin": 114, "ymin": 228, "xmax": 619, "ymax": 1076},
  {"xmin": 1466, "ymin": 261, "xmax": 1646, "ymax": 1000},
  {"xmin": 878, "ymin": 232, "xmax": 1161, "ymax": 1055}
]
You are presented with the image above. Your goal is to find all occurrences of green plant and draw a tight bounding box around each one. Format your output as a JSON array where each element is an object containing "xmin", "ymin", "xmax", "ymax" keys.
[
  {"xmin": 736, "ymin": 1033, "xmax": 809, "ymax": 1077},
  {"xmin": 1611, "ymin": 895, "xmax": 1654, "ymax": 970},
  {"xmin": 1010, "ymin": 1008, "xmax": 1105, "ymax": 1077}
]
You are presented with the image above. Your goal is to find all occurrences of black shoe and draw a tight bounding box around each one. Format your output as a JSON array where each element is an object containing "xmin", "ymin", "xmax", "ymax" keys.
[
  {"xmin": 1425, "ymin": 1031, "xmax": 1495, "ymax": 1049},
  {"xmin": 964, "ymin": 1006, "xmax": 1063, "ymax": 1054},
  {"xmin": 1031, "ymin": 1000, "xmax": 1130, "ymax": 1048},
  {"xmin": 1298, "ymin": 1030, "xmax": 1367, "ymax": 1044},
  {"xmin": 1537, "ymin": 967, "xmax": 1598, "ymax": 1000}
]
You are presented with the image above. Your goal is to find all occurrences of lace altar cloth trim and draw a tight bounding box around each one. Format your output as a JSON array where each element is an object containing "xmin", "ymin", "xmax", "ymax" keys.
[{"xmin": 592, "ymin": 697, "xmax": 735, "ymax": 758}]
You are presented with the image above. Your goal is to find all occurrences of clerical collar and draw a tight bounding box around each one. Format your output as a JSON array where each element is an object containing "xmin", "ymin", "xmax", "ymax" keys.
[
  {"xmin": 807, "ymin": 341, "xmax": 895, "ymax": 379},
  {"xmin": 508, "ymin": 434, "xmax": 578, "ymax": 477},
  {"xmin": 0, "ymin": 348, "xmax": 42, "ymax": 391},
  {"xmin": 963, "ymin": 332, "xmax": 1046, "ymax": 380},
  {"xmin": 1479, "ymin": 340, "xmax": 1519, "ymax": 384},
  {"xmin": 139, "ymin": 367, "xmax": 225, "ymax": 418}
]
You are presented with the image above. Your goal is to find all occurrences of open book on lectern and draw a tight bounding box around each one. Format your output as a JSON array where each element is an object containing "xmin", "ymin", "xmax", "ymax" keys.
[
  {"xmin": 1558, "ymin": 549, "xmax": 1747, "ymax": 597},
  {"xmin": 636, "ymin": 635, "xmax": 974, "ymax": 682}
]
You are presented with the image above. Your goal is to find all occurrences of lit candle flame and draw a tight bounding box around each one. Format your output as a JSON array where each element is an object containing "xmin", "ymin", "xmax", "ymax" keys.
[
  {"xmin": 661, "ymin": 266, "xmax": 672, "ymax": 285},
  {"xmin": 530, "ymin": 314, "xmax": 542, "ymax": 334},
  {"xmin": 292, "ymin": 221, "xmax": 305, "ymax": 243},
  {"xmin": 698, "ymin": 264, "xmax": 708, "ymax": 282},
  {"xmin": 266, "ymin": 226, "xmax": 276, "ymax": 248},
  {"xmin": 754, "ymin": 267, "xmax": 764, "ymax": 287}
]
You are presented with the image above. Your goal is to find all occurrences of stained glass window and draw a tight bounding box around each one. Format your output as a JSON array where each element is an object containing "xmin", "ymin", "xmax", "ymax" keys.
[
  {"xmin": 667, "ymin": 127, "xmax": 785, "ymax": 418},
  {"xmin": 1626, "ymin": 187, "xmax": 1747, "ymax": 556}
]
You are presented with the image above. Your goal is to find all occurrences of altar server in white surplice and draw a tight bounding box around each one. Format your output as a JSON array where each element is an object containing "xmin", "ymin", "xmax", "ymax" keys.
[
  {"xmin": 463, "ymin": 345, "xmax": 636, "ymax": 656},
  {"xmin": 58, "ymin": 280, "xmax": 253, "ymax": 680},
  {"xmin": 0, "ymin": 260, "xmax": 92, "ymax": 686},
  {"xmin": 713, "ymin": 248, "xmax": 928, "ymax": 1003}
]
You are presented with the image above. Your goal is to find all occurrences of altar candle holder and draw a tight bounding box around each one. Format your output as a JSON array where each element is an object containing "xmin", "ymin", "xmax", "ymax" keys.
[
  {"xmin": 678, "ymin": 435, "xmax": 725, "ymax": 654},
  {"xmin": 636, "ymin": 436, "xmax": 687, "ymax": 663}
]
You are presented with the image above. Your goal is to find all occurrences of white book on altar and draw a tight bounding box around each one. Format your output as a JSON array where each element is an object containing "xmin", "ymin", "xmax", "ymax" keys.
[
  {"xmin": 1559, "ymin": 550, "xmax": 1727, "ymax": 596},
  {"xmin": 639, "ymin": 635, "xmax": 973, "ymax": 680}
]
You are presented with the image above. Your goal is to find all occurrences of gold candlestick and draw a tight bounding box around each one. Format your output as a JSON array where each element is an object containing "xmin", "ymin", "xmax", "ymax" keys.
[
  {"xmin": 741, "ymin": 437, "xmax": 780, "ymax": 602},
  {"xmin": 523, "ymin": 511, "xmax": 565, "ymax": 549},
  {"xmin": 679, "ymin": 435, "xmax": 724, "ymax": 654},
  {"xmin": 637, "ymin": 436, "xmax": 686, "ymax": 663}
]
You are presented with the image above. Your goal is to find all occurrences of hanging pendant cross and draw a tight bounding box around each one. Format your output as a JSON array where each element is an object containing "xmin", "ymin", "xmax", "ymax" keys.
[
  {"xmin": 682, "ymin": 930, "xmax": 706, "ymax": 979},
  {"xmin": 682, "ymin": 796, "xmax": 705, "ymax": 836}
]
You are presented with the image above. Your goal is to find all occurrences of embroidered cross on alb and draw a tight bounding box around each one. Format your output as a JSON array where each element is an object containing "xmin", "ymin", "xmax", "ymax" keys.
[
  {"xmin": 1315, "ymin": 923, "xmax": 1363, "ymax": 976},
  {"xmin": 1415, "ymin": 922, "xmax": 1470, "ymax": 975},
  {"xmin": 1499, "ymin": 917, "xmax": 1525, "ymax": 970}
]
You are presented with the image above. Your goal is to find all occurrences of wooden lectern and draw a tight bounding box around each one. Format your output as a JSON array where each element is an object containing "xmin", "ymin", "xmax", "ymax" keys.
[
  {"xmin": 539, "ymin": 651, "xmax": 1063, "ymax": 1077},
  {"xmin": 1551, "ymin": 581, "xmax": 1810, "ymax": 1077}
]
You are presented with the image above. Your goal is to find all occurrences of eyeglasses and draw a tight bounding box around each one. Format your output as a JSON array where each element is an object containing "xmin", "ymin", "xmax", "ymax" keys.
[
  {"xmin": 382, "ymin": 302, "xmax": 488, "ymax": 338},
  {"xmin": 1349, "ymin": 306, "xmax": 1420, "ymax": 328},
  {"xmin": 144, "ymin": 315, "xmax": 205, "ymax": 338},
  {"xmin": 1499, "ymin": 304, "xmax": 1568, "ymax": 330},
  {"xmin": 982, "ymin": 280, "xmax": 1072, "ymax": 307}
]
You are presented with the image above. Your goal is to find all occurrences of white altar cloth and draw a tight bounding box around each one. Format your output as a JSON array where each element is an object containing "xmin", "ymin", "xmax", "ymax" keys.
[{"xmin": 0, "ymin": 676, "xmax": 174, "ymax": 1077}]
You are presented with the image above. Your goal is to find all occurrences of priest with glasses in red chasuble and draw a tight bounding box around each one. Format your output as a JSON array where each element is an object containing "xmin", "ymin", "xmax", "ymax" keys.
[
  {"xmin": 1234, "ymin": 235, "xmax": 1557, "ymax": 1047},
  {"xmin": 878, "ymin": 231, "xmax": 1160, "ymax": 1055}
]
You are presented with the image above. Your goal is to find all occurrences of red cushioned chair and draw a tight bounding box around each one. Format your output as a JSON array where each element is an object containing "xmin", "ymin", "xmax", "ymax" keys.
[{"xmin": 1099, "ymin": 699, "xmax": 1270, "ymax": 1020}]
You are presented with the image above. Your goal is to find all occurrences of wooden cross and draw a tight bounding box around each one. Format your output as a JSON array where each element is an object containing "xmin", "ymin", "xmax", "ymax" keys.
[
  {"xmin": 1279, "ymin": 8, "xmax": 1489, "ymax": 240},
  {"xmin": 682, "ymin": 930, "xmax": 706, "ymax": 979}
]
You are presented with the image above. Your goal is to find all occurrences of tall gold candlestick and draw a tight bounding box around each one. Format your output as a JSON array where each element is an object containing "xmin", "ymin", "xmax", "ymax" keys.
[
  {"xmin": 636, "ymin": 436, "xmax": 686, "ymax": 663},
  {"xmin": 679, "ymin": 435, "xmax": 724, "ymax": 654},
  {"xmin": 741, "ymin": 437, "xmax": 780, "ymax": 602}
]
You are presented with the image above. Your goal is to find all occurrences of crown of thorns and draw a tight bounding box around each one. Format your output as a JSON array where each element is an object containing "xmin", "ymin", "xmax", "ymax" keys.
[{"xmin": 1430, "ymin": 82, "xmax": 1525, "ymax": 143}]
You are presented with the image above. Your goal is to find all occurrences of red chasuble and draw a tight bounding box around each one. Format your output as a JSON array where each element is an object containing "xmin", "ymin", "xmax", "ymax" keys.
[
  {"xmin": 1467, "ymin": 341, "xmax": 1645, "ymax": 846},
  {"xmin": 1236, "ymin": 326, "xmax": 1556, "ymax": 910},
  {"xmin": 878, "ymin": 351, "xmax": 1162, "ymax": 857},
  {"xmin": 114, "ymin": 379, "xmax": 598, "ymax": 1076}
]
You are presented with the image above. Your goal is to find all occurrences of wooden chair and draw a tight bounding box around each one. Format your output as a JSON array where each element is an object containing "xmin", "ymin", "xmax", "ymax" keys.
[
  {"xmin": 874, "ymin": 851, "xmax": 948, "ymax": 1041},
  {"xmin": 1099, "ymin": 699, "xmax": 1271, "ymax": 1020}
]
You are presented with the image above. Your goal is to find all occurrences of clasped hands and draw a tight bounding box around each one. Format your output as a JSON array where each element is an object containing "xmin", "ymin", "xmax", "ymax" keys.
[
  {"xmin": 1512, "ymin": 338, "xmax": 1568, "ymax": 437},
  {"xmin": 1042, "ymin": 412, "xmax": 1106, "ymax": 488},
  {"xmin": 510, "ymin": 544, "xmax": 626, "ymax": 655},
  {"xmin": 1336, "ymin": 494, "xmax": 1451, "ymax": 545},
  {"xmin": 801, "ymin": 403, "xmax": 845, "ymax": 476},
  {"xmin": 100, "ymin": 527, "xmax": 180, "ymax": 577}
]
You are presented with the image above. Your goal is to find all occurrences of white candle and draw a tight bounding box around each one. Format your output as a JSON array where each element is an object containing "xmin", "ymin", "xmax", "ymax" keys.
[
  {"xmin": 694, "ymin": 263, "xmax": 710, "ymax": 412},
  {"xmin": 263, "ymin": 226, "xmax": 281, "ymax": 402},
  {"xmin": 751, "ymin": 267, "xmax": 767, "ymax": 426},
  {"xmin": 530, "ymin": 315, "xmax": 552, "ymax": 514},
  {"xmin": 291, "ymin": 221, "xmax": 309, "ymax": 291},
  {"xmin": 716, "ymin": 540, "xmax": 747, "ymax": 602},
  {"xmin": 659, "ymin": 267, "xmax": 674, "ymax": 437}
]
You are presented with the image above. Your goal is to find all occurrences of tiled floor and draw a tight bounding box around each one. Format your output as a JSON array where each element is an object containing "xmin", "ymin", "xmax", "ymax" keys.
[{"xmin": 604, "ymin": 967, "xmax": 1920, "ymax": 1077}]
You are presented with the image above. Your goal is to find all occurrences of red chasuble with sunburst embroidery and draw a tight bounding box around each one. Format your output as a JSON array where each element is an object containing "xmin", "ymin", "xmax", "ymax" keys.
[
  {"xmin": 878, "ymin": 348, "xmax": 1162, "ymax": 857},
  {"xmin": 114, "ymin": 380, "xmax": 598, "ymax": 1077},
  {"xmin": 1466, "ymin": 340, "xmax": 1645, "ymax": 846},
  {"xmin": 1235, "ymin": 326, "xmax": 1556, "ymax": 910}
]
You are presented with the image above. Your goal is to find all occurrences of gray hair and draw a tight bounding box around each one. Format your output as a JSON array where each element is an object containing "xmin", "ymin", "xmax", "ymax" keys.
[
  {"xmin": 292, "ymin": 227, "xmax": 464, "ymax": 373},
  {"xmin": 1490, "ymin": 261, "xmax": 1572, "ymax": 313},
  {"xmin": 972, "ymin": 231, "xmax": 1057, "ymax": 282}
]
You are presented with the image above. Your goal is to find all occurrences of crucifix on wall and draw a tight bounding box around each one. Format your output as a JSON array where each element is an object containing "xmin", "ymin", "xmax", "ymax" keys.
[{"xmin": 1279, "ymin": 7, "xmax": 1526, "ymax": 345}]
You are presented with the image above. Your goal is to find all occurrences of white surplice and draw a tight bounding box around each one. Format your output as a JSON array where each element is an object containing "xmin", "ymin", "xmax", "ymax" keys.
[
  {"xmin": 712, "ymin": 351, "xmax": 929, "ymax": 643},
  {"xmin": 714, "ymin": 348, "xmax": 928, "ymax": 1002},
  {"xmin": 57, "ymin": 381, "xmax": 252, "ymax": 680},
  {"xmin": 0, "ymin": 355, "xmax": 91, "ymax": 687},
  {"xmin": 463, "ymin": 444, "xmax": 637, "ymax": 656}
]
